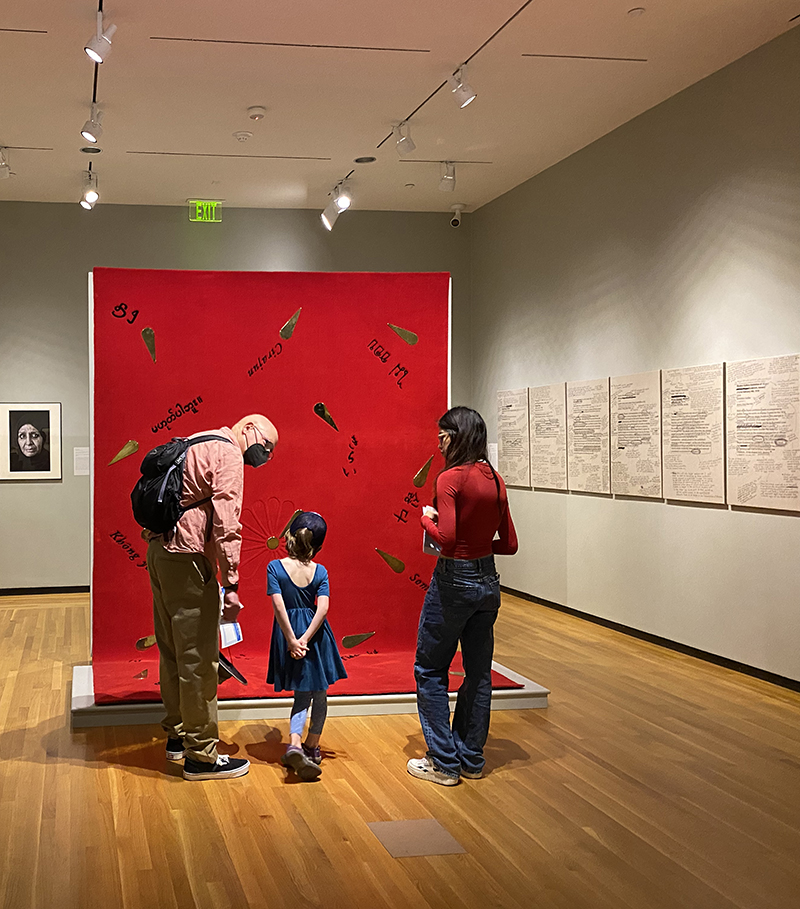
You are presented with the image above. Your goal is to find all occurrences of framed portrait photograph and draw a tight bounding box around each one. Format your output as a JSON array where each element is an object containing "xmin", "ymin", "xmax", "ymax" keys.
[{"xmin": 0, "ymin": 403, "xmax": 62, "ymax": 480}]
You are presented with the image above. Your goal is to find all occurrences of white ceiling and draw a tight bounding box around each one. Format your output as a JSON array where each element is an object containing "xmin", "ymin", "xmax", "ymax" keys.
[{"xmin": 0, "ymin": 1, "xmax": 797, "ymax": 213}]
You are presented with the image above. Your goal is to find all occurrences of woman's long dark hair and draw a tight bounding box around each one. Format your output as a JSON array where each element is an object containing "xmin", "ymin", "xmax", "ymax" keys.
[
  {"xmin": 435, "ymin": 407, "xmax": 504, "ymax": 519},
  {"xmin": 438, "ymin": 406, "xmax": 490, "ymax": 469}
]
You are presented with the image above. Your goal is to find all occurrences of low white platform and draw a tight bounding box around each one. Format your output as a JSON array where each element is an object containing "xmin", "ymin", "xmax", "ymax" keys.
[{"xmin": 70, "ymin": 663, "xmax": 549, "ymax": 728}]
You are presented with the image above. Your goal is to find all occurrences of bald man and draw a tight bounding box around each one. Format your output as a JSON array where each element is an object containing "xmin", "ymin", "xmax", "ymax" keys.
[{"xmin": 145, "ymin": 414, "xmax": 278, "ymax": 780}]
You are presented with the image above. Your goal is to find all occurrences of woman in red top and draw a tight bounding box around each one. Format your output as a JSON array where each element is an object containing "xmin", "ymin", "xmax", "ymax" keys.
[{"xmin": 408, "ymin": 407, "xmax": 518, "ymax": 786}]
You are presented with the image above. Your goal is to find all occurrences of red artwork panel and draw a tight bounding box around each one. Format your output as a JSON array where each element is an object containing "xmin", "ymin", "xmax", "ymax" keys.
[{"xmin": 91, "ymin": 268, "xmax": 519, "ymax": 703}]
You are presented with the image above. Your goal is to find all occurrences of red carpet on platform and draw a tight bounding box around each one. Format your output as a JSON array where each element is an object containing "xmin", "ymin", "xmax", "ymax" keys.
[{"xmin": 92, "ymin": 647, "xmax": 523, "ymax": 705}]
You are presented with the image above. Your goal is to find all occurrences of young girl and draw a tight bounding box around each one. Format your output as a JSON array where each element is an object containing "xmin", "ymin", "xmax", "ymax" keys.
[{"xmin": 266, "ymin": 511, "xmax": 347, "ymax": 781}]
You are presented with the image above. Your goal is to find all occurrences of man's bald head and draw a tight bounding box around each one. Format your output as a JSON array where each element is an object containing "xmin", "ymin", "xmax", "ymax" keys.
[{"xmin": 232, "ymin": 414, "xmax": 279, "ymax": 457}]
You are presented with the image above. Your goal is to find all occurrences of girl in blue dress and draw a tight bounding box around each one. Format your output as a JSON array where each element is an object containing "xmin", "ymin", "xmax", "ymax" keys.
[{"xmin": 267, "ymin": 511, "xmax": 346, "ymax": 781}]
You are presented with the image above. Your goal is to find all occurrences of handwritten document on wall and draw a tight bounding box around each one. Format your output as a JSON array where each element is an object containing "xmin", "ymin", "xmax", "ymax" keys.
[
  {"xmin": 497, "ymin": 388, "xmax": 531, "ymax": 488},
  {"xmin": 611, "ymin": 371, "xmax": 662, "ymax": 498},
  {"xmin": 567, "ymin": 378, "xmax": 610, "ymax": 494},
  {"xmin": 528, "ymin": 383, "xmax": 567, "ymax": 490},
  {"xmin": 726, "ymin": 354, "xmax": 800, "ymax": 511},
  {"xmin": 662, "ymin": 363, "xmax": 724, "ymax": 504}
]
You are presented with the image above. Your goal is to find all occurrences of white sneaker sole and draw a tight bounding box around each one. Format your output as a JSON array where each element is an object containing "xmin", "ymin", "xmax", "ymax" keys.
[
  {"xmin": 406, "ymin": 761, "xmax": 459, "ymax": 786},
  {"xmin": 166, "ymin": 751, "xmax": 185, "ymax": 762}
]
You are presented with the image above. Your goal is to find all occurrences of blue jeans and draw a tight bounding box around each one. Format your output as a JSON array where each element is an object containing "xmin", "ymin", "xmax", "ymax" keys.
[{"xmin": 414, "ymin": 555, "xmax": 500, "ymax": 778}]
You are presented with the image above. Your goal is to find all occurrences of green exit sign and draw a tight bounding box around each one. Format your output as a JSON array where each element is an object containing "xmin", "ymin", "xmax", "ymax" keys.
[{"xmin": 188, "ymin": 200, "xmax": 223, "ymax": 222}]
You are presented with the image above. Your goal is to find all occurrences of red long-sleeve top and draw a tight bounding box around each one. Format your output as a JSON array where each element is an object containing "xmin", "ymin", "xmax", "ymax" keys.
[{"xmin": 421, "ymin": 462, "xmax": 518, "ymax": 560}]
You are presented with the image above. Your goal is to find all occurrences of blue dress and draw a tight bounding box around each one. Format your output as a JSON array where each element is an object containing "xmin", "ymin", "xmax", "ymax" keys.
[{"xmin": 266, "ymin": 560, "xmax": 347, "ymax": 692}]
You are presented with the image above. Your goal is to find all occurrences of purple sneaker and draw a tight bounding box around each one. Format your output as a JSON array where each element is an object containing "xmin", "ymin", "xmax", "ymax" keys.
[
  {"xmin": 302, "ymin": 743, "xmax": 322, "ymax": 765},
  {"xmin": 281, "ymin": 746, "xmax": 321, "ymax": 781}
]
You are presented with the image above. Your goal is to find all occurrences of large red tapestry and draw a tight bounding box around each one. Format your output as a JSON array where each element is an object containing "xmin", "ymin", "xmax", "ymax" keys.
[{"xmin": 91, "ymin": 268, "xmax": 519, "ymax": 704}]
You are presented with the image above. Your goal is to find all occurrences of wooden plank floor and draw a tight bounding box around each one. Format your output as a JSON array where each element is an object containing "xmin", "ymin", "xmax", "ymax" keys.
[{"xmin": 1, "ymin": 591, "xmax": 799, "ymax": 909}]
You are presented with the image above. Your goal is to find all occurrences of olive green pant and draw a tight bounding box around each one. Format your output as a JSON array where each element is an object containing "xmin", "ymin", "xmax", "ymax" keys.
[{"xmin": 147, "ymin": 540, "xmax": 220, "ymax": 763}]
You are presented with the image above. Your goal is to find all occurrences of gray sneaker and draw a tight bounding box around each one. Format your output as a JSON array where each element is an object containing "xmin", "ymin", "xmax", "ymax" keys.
[
  {"xmin": 460, "ymin": 767, "xmax": 483, "ymax": 780},
  {"xmin": 406, "ymin": 757, "xmax": 459, "ymax": 786}
]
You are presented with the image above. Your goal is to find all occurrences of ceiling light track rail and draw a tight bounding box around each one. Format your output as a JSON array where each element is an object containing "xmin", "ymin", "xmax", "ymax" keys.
[
  {"xmin": 376, "ymin": 0, "xmax": 538, "ymax": 149},
  {"xmin": 0, "ymin": 28, "xmax": 48, "ymax": 34}
]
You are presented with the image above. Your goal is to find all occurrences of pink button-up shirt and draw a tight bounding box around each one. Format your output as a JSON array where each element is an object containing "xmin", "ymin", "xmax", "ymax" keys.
[{"xmin": 161, "ymin": 427, "xmax": 244, "ymax": 587}]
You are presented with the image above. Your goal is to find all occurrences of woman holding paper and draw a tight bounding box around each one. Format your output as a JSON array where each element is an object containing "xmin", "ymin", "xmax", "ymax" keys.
[{"xmin": 409, "ymin": 406, "xmax": 518, "ymax": 787}]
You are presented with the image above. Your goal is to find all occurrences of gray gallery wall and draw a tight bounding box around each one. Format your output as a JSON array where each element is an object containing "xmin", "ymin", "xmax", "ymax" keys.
[
  {"xmin": 0, "ymin": 205, "xmax": 471, "ymax": 589},
  {"xmin": 469, "ymin": 28, "xmax": 800, "ymax": 680}
]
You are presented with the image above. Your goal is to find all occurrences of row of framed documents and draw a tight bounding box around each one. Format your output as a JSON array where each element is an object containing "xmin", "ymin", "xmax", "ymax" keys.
[{"xmin": 497, "ymin": 353, "xmax": 800, "ymax": 512}]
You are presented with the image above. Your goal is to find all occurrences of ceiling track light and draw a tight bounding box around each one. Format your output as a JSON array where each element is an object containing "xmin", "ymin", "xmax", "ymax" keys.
[
  {"xmin": 448, "ymin": 66, "xmax": 477, "ymax": 109},
  {"xmin": 439, "ymin": 161, "xmax": 456, "ymax": 192},
  {"xmin": 80, "ymin": 103, "xmax": 104, "ymax": 143},
  {"xmin": 85, "ymin": 11, "xmax": 117, "ymax": 63},
  {"xmin": 321, "ymin": 179, "xmax": 353, "ymax": 231},
  {"xmin": 334, "ymin": 180, "xmax": 352, "ymax": 212},
  {"xmin": 80, "ymin": 170, "xmax": 99, "ymax": 209},
  {"xmin": 393, "ymin": 121, "xmax": 416, "ymax": 157},
  {"xmin": 0, "ymin": 147, "xmax": 10, "ymax": 180}
]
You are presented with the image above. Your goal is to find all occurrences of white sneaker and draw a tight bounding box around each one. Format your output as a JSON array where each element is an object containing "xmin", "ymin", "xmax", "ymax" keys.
[{"xmin": 406, "ymin": 757, "xmax": 459, "ymax": 786}]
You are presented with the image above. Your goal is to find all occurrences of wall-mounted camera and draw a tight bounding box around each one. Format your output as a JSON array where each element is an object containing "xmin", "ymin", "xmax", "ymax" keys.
[{"xmin": 449, "ymin": 204, "xmax": 465, "ymax": 228}]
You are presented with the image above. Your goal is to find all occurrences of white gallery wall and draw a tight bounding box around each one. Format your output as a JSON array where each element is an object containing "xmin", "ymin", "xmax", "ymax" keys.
[
  {"xmin": 470, "ymin": 27, "xmax": 800, "ymax": 680},
  {"xmin": 0, "ymin": 205, "xmax": 471, "ymax": 589}
]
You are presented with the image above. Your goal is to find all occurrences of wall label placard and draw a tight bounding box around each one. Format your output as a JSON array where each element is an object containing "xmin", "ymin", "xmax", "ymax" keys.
[{"xmin": 188, "ymin": 200, "xmax": 223, "ymax": 223}]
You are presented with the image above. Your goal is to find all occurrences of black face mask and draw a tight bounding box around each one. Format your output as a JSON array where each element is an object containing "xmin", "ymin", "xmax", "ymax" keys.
[{"xmin": 243, "ymin": 443, "xmax": 271, "ymax": 468}]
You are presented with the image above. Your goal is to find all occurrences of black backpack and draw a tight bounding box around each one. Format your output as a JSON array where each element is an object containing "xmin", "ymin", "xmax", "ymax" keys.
[{"xmin": 131, "ymin": 435, "xmax": 233, "ymax": 535}]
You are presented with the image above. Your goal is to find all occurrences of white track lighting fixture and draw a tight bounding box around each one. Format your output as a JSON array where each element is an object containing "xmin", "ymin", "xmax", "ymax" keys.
[
  {"xmin": 439, "ymin": 162, "xmax": 456, "ymax": 192},
  {"xmin": 320, "ymin": 199, "xmax": 340, "ymax": 231},
  {"xmin": 85, "ymin": 12, "xmax": 117, "ymax": 63},
  {"xmin": 0, "ymin": 148, "xmax": 10, "ymax": 180},
  {"xmin": 393, "ymin": 121, "xmax": 416, "ymax": 157},
  {"xmin": 321, "ymin": 180, "xmax": 353, "ymax": 230},
  {"xmin": 80, "ymin": 171, "xmax": 99, "ymax": 209},
  {"xmin": 80, "ymin": 104, "xmax": 104, "ymax": 143},
  {"xmin": 449, "ymin": 66, "xmax": 477, "ymax": 109},
  {"xmin": 334, "ymin": 181, "xmax": 352, "ymax": 212}
]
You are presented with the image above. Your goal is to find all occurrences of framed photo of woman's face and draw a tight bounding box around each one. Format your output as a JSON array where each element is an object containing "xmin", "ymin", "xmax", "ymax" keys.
[{"xmin": 0, "ymin": 403, "xmax": 62, "ymax": 480}]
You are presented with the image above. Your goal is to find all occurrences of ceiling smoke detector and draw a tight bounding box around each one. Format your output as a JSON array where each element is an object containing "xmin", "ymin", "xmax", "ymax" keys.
[
  {"xmin": 233, "ymin": 131, "xmax": 253, "ymax": 142},
  {"xmin": 247, "ymin": 106, "xmax": 267, "ymax": 121}
]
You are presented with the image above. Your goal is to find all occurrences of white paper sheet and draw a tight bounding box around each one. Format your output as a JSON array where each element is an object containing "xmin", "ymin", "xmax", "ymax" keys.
[
  {"xmin": 497, "ymin": 388, "xmax": 531, "ymax": 488},
  {"xmin": 611, "ymin": 371, "xmax": 662, "ymax": 498},
  {"xmin": 662, "ymin": 363, "xmax": 724, "ymax": 504},
  {"xmin": 73, "ymin": 447, "xmax": 90, "ymax": 476},
  {"xmin": 726, "ymin": 354, "xmax": 800, "ymax": 511},
  {"xmin": 528, "ymin": 383, "xmax": 567, "ymax": 490},
  {"xmin": 567, "ymin": 378, "xmax": 610, "ymax": 494}
]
